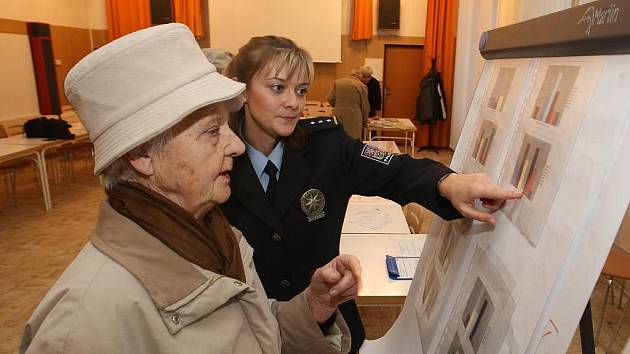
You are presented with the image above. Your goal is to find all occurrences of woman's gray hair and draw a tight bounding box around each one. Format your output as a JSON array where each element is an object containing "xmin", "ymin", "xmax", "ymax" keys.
[
  {"xmin": 100, "ymin": 128, "xmax": 174, "ymax": 190},
  {"xmin": 359, "ymin": 65, "xmax": 373, "ymax": 77},
  {"xmin": 202, "ymin": 48, "xmax": 233, "ymax": 73}
]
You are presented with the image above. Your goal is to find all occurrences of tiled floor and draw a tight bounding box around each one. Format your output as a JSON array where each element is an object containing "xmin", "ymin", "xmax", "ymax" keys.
[{"xmin": 1, "ymin": 149, "xmax": 628, "ymax": 353}]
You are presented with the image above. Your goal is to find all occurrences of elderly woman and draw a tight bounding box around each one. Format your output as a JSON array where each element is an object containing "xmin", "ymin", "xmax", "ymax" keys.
[{"xmin": 20, "ymin": 24, "xmax": 359, "ymax": 354}]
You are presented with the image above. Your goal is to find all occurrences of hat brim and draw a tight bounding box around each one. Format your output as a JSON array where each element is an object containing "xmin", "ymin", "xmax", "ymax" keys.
[{"xmin": 93, "ymin": 71, "xmax": 245, "ymax": 175}]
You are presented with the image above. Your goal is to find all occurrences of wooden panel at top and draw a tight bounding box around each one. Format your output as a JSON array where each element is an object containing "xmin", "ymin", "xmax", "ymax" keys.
[
  {"xmin": 91, "ymin": 29, "xmax": 109, "ymax": 50},
  {"xmin": 0, "ymin": 18, "xmax": 27, "ymax": 35},
  {"xmin": 309, "ymin": 63, "xmax": 337, "ymax": 103}
]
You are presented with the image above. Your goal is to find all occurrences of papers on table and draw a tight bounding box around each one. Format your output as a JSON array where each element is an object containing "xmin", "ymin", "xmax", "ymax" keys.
[{"xmin": 386, "ymin": 255, "xmax": 420, "ymax": 280}]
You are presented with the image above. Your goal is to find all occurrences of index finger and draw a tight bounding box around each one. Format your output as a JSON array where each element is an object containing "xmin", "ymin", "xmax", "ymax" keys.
[{"xmin": 478, "ymin": 184, "xmax": 522, "ymax": 201}]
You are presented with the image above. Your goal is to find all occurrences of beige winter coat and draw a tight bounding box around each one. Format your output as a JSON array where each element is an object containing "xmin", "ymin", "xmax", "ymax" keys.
[
  {"xmin": 20, "ymin": 202, "xmax": 351, "ymax": 354},
  {"xmin": 327, "ymin": 77, "xmax": 370, "ymax": 139}
]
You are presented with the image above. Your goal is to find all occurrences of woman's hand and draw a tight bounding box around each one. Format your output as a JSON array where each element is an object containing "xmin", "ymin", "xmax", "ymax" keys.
[
  {"xmin": 305, "ymin": 254, "xmax": 362, "ymax": 323},
  {"xmin": 439, "ymin": 173, "xmax": 522, "ymax": 224}
]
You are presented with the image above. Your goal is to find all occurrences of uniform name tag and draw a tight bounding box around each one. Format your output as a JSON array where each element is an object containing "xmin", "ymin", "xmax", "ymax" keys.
[{"xmin": 361, "ymin": 144, "xmax": 393, "ymax": 165}]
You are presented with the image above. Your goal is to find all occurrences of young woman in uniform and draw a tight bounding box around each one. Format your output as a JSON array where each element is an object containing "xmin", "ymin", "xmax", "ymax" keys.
[{"xmin": 220, "ymin": 36, "xmax": 521, "ymax": 353}]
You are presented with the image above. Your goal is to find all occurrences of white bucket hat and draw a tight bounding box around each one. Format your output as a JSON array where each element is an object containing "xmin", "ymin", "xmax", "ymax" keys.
[{"xmin": 64, "ymin": 23, "xmax": 245, "ymax": 175}]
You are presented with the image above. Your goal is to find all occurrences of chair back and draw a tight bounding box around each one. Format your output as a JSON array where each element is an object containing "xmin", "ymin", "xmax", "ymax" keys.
[
  {"xmin": 2, "ymin": 117, "xmax": 31, "ymax": 136},
  {"xmin": 403, "ymin": 203, "xmax": 426, "ymax": 233}
]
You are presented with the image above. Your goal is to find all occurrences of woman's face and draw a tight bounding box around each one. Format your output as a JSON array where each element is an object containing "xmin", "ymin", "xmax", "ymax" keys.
[
  {"xmin": 242, "ymin": 65, "xmax": 309, "ymax": 153},
  {"xmin": 149, "ymin": 104, "xmax": 245, "ymax": 218}
]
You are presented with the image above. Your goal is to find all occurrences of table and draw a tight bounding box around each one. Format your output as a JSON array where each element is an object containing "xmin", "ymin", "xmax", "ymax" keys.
[
  {"xmin": 340, "ymin": 233, "xmax": 427, "ymax": 305},
  {"xmin": 365, "ymin": 118, "xmax": 417, "ymax": 157},
  {"xmin": 363, "ymin": 140, "xmax": 401, "ymax": 154},
  {"xmin": 0, "ymin": 127, "xmax": 90, "ymax": 210},
  {"xmin": 342, "ymin": 195, "xmax": 410, "ymax": 234},
  {"xmin": 0, "ymin": 143, "xmax": 50, "ymax": 209}
]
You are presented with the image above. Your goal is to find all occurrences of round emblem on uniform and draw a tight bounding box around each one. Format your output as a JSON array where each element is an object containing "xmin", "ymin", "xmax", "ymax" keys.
[{"xmin": 300, "ymin": 188, "xmax": 325, "ymax": 222}]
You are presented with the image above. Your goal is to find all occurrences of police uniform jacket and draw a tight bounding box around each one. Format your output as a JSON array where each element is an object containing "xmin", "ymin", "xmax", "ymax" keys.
[{"xmin": 222, "ymin": 117, "xmax": 462, "ymax": 351}]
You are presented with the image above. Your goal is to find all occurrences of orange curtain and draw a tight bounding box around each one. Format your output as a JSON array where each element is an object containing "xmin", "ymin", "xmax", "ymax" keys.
[
  {"xmin": 351, "ymin": 0, "xmax": 373, "ymax": 40},
  {"xmin": 106, "ymin": 0, "xmax": 151, "ymax": 42},
  {"xmin": 172, "ymin": 0, "xmax": 204, "ymax": 39},
  {"xmin": 416, "ymin": 0, "xmax": 458, "ymax": 148}
]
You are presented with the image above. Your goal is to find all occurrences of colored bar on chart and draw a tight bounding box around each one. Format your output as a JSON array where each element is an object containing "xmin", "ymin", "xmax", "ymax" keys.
[
  {"xmin": 517, "ymin": 159, "xmax": 531, "ymax": 191},
  {"xmin": 512, "ymin": 143, "xmax": 531, "ymax": 186}
]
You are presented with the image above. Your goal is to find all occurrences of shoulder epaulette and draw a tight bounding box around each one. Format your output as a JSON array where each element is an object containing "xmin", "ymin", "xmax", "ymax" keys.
[{"xmin": 298, "ymin": 116, "xmax": 340, "ymax": 134}]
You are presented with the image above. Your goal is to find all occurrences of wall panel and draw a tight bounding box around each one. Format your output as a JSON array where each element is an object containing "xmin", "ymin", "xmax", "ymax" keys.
[
  {"xmin": 50, "ymin": 25, "xmax": 91, "ymax": 107},
  {"xmin": 309, "ymin": 63, "xmax": 337, "ymax": 103},
  {"xmin": 91, "ymin": 29, "xmax": 108, "ymax": 50},
  {"xmin": 0, "ymin": 18, "xmax": 27, "ymax": 35}
]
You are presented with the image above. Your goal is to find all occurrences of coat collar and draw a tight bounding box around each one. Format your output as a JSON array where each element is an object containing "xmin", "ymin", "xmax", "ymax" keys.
[
  {"xmin": 90, "ymin": 202, "xmax": 279, "ymax": 346},
  {"xmin": 91, "ymin": 202, "xmax": 209, "ymax": 309}
]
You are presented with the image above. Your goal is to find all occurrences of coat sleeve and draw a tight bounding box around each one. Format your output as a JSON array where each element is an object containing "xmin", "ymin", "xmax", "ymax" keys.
[
  {"xmin": 270, "ymin": 292, "xmax": 351, "ymax": 354},
  {"xmin": 359, "ymin": 85, "xmax": 370, "ymax": 127},
  {"xmin": 318, "ymin": 129, "xmax": 462, "ymax": 220},
  {"xmin": 327, "ymin": 84, "xmax": 336, "ymax": 107}
]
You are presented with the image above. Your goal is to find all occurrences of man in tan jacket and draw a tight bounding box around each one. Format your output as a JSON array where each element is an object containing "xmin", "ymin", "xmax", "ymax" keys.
[{"xmin": 327, "ymin": 70, "xmax": 370, "ymax": 139}]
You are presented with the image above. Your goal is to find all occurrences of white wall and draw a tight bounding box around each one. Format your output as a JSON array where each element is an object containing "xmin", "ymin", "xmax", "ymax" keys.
[
  {"xmin": 0, "ymin": 34, "xmax": 40, "ymax": 120},
  {"xmin": 0, "ymin": 0, "xmax": 107, "ymax": 121},
  {"xmin": 0, "ymin": 0, "xmax": 107, "ymax": 29},
  {"xmin": 449, "ymin": 0, "xmax": 497, "ymax": 149}
]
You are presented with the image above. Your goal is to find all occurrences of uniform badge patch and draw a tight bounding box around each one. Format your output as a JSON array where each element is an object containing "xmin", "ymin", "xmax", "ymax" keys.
[
  {"xmin": 360, "ymin": 144, "xmax": 393, "ymax": 165},
  {"xmin": 300, "ymin": 188, "xmax": 325, "ymax": 222}
]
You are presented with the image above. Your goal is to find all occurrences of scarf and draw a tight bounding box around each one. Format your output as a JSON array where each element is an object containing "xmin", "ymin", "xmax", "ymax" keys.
[{"xmin": 106, "ymin": 182, "xmax": 245, "ymax": 282}]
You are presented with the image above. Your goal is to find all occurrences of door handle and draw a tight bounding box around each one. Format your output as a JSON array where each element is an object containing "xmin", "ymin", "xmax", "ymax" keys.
[{"xmin": 383, "ymin": 88, "xmax": 391, "ymax": 97}]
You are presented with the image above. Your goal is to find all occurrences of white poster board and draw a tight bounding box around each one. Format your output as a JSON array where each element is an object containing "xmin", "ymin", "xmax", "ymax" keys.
[
  {"xmin": 359, "ymin": 53, "xmax": 630, "ymax": 354},
  {"xmin": 209, "ymin": 0, "xmax": 341, "ymax": 63}
]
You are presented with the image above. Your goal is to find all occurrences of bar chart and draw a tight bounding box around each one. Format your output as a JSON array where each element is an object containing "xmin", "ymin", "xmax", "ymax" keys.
[
  {"xmin": 487, "ymin": 67, "xmax": 516, "ymax": 112},
  {"xmin": 531, "ymin": 65, "xmax": 580, "ymax": 126},
  {"xmin": 510, "ymin": 135, "xmax": 551, "ymax": 201},
  {"xmin": 471, "ymin": 119, "xmax": 497, "ymax": 166}
]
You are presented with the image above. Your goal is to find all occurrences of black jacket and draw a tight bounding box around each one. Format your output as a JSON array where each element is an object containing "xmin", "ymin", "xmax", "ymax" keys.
[
  {"xmin": 416, "ymin": 69, "xmax": 447, "ymax": 125},
  {"xmin": 222, "ymin": 117, "xmax": 461, "ymax": 352},
  {"xmin": 366, "ymin": 77, "xmax": 382, "ymax": 117}
]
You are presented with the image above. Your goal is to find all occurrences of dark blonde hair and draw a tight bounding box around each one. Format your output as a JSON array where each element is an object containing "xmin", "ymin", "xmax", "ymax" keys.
[{"xmin": 225, "ymin": 36, "xmax": 314, "ymax": 147}]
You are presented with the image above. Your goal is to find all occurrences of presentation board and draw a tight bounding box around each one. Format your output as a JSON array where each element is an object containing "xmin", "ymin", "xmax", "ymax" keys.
[
  {"xmin": 0, "ymin": 33, "xmax": 40, "ymax": 121},
  {"xmin": 359, "ymin": 1, "xmax": 630, "ymax": 353}
]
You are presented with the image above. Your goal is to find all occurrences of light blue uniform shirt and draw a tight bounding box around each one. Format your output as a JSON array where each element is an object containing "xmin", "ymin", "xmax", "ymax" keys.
[{"xmin": 245, "ymin": 141, "xmax": 284, "ymax": 192}]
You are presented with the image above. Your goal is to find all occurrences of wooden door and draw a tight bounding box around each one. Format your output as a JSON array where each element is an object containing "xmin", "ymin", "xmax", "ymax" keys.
[{"xmin": 382, "ymin": 45, "xmax": 423, "ymax": 118}]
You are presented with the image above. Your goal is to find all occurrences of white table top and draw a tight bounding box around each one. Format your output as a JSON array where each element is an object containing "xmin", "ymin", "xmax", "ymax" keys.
[
  {"xmin": 342, "ymin": 195, "xmax": 410, "ymax": 234},
  {"xmin": 367, "ymin": 118, "xmax": 417, "ymax": 132},
  {"xmin": 0, "ymin": 135, "xmax": 51, "ymax": 146},
  {"xmin": 0, "ymin": 144, "xmax": 39, "ymax": 162},
  {"xmin": 340, "ymin": 233, "xmax": 427, "ymax": 305}
]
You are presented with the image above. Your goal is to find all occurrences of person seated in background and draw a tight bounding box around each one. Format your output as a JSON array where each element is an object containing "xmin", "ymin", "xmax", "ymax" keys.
[
  {"xmin": 20, "ymin": 24, "xmax": 360, "ymax": 354},
  {"xmin": 327, "ymin": 69, "xmax": 370, "ymax": 139},
  {"xmin": 359, "ymin": 65, "xmax": 382, "ymax": 118}
]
